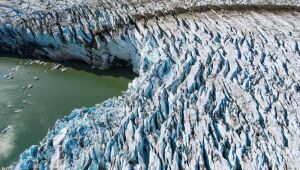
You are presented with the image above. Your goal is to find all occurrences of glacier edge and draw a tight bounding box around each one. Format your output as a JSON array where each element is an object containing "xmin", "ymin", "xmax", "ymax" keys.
[{"xmin": 0, "ymin": 0, "xmax": 299, "ymax": 169}]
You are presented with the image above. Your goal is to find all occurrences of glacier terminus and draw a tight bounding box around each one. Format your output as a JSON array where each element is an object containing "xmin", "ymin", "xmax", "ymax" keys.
[{"xmin": 0, "ymin": 0, "xmax": 300, "ymax": 169}]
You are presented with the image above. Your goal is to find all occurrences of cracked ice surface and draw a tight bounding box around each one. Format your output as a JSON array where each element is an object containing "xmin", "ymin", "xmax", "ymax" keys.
[{"xmin": 0, "ymin": 0, "xmax": 300, "ymax": 169}]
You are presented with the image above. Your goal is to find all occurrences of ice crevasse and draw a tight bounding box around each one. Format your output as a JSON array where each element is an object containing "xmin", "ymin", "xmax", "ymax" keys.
[{"xmin": 0, "ymin": 0, "xmax": 300, "ymax": 169}]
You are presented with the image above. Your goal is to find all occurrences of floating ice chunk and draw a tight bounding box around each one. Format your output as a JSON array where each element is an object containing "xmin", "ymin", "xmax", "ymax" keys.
[
  {"xmin": 27, "ymin": 84, "xmax": 33, "ymax": 89},
  {"xmin": 52, "ymin": 64, "xmax": 62, "ymax": 70},
  {"xmin": 61, "ymin": 68, "xmax": 68, "ymax": 72}
]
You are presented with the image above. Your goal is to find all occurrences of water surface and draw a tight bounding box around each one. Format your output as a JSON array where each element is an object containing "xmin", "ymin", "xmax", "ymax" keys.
[{"xmin": 0, "ymin": 56, "xmax": 135, "ymax": 167}]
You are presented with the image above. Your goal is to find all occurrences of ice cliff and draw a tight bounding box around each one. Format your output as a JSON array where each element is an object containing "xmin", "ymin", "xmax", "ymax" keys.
[{"xmin": 0, "ymin": 0, "xmax": 300, "ymax": 169}]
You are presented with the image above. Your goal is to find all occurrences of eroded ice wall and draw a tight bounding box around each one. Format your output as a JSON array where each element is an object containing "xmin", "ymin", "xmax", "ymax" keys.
[
  {"xmin": 0, "ymin": 0, "xmax": 300, "ymax": 169},
  {"xmin": 0, "ymin": 0, "xmax": 299, "ymax": 71}
]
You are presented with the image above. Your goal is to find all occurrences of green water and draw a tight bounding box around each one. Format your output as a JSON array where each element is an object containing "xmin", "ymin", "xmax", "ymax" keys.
[{"xmin": 0, "ymin": 56, "xmax": 135, "ymax": 167}]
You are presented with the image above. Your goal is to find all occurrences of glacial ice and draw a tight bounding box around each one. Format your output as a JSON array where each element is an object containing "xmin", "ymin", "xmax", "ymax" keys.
[{"xmin": 0, "ymin": 0, "xmax": 300, "ymax": 169}]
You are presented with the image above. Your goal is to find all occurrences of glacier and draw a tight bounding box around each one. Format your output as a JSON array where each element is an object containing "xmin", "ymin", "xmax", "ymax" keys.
[{"xmin": 0, "ymin": 0, "xmax": 300, "ymax": 169}]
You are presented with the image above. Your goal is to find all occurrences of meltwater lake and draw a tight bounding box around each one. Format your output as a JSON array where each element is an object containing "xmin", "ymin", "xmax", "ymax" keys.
[{"xmin": 0, "ymin": 56, "xmax": 135, "ymax": 167}]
